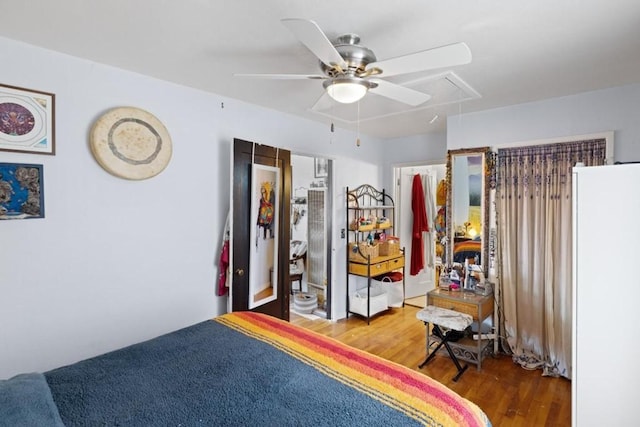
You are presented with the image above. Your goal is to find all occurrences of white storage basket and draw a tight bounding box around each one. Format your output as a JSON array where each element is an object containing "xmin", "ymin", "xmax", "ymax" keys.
[
  {"xmin": 349, "ymin": 285, "xmax": 388, "ymax": 317},
  {"xmin": 293, "ymin": 292, "xmax": 318, "ymax": 314},
  {"xmin": 373, "ymin": 276, "xmax": 404, "ymax": 308}
]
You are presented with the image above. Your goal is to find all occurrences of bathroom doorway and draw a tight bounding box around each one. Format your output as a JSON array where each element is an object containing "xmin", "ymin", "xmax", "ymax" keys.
[{"xmin": 290, "ymin": 154, "xmax": 333, "ymax": 319}]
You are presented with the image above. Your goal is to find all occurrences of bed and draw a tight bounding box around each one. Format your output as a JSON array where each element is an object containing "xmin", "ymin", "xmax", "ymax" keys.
[{"xmin": 1, "ymin": 312, "xmax": 491, "ymax": 426}]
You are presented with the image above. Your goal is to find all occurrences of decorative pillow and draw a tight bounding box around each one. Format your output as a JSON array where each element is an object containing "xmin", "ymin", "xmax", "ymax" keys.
[{"xmin": 0, "ymin": 372, "xmax": 65, "ymax": 426}]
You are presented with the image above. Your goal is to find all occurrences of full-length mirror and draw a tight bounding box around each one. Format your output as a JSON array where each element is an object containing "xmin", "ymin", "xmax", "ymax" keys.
[{"xmin": 446, "ymin": 147, "xmax": 492, "ymax": 276}]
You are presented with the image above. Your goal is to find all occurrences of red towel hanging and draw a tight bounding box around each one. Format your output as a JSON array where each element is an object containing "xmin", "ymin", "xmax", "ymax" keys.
[{"xmin": 411, "ymin": 174, "xmax": 429, "ymax": 275}]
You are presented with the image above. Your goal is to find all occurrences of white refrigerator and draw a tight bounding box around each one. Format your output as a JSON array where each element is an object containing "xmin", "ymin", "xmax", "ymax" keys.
[{"xmin": 572, "ymin": 163, "xmax": 640, "ymax": 426}]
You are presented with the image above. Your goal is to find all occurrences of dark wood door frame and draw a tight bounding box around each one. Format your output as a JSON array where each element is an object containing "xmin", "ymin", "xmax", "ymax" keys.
[{"xmin": 232, "ymin": 138, "xmax": 291, "ymax": 320}]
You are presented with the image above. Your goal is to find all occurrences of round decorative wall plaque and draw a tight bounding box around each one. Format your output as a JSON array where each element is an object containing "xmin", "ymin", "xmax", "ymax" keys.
[{"xmin": 90, "ymin": 107, "xmax": 172, "ymax": 180}]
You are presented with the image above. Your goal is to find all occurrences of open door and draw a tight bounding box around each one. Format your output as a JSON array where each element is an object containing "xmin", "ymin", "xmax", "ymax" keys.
[
  {"xmin": 395, "ymin": 163, "xmax": 446, "ymax": 299},
  {"xmin": 231, "ymin": 138, "xmax": 291, "ymax": 320}
]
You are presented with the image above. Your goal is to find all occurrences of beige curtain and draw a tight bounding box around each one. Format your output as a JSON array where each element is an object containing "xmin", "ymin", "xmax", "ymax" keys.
[{"xmin": 495, "ymin": 139, "xmax": 606, "ymax": 378}]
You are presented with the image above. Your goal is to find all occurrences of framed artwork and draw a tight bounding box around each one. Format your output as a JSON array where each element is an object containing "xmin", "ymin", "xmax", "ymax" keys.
[
  {"xmin": 0, "ymin": 163, "xmax": 45, "ymax": 219},
  {"xmin": 0, "ymin": 83, "xmax": 55, "ymax": 155},
  {"xmin": 248, "ymin": 163, "xmax": 280, "ymax": 309},
  {"xmin": 314, "ymin": 157, "xmax": 328, "ymax": 178}
]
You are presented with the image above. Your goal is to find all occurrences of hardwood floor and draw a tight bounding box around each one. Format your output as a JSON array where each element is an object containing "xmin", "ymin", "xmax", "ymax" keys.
[{"xmin": 291, "ymin": 305, "xmax": 571, "ymax": 426}]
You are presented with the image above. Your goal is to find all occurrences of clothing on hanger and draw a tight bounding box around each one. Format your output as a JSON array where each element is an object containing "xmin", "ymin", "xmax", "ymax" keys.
[{"xmin": 410, "ymin": 174, "xmax": 429, "ymax": 275}]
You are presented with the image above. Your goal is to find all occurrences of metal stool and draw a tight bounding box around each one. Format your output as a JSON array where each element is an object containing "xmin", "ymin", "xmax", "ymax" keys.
[
  {"xmin": 289, "ymin": 240, "xmax": 306, "ymax": 294},
  {"xmin": 416, "ymin": 305, "xmax": 473, "ymax": 382},
  {"xmin": 289, "ymin": 253, "xmax": 306, "ymax": 294}
]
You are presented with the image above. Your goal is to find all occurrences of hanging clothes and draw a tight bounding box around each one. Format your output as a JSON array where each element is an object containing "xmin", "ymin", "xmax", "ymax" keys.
[
  {"xmin": 410, "ymin": 174, "xmax": 429, "ymax": 275},
  {"xmin": 217, "ymin": 211, "xmax": 231, "ymax": 296},
  {"xmin": 422, "ymin": 173, "xmax": 437, "ymax": 268}
]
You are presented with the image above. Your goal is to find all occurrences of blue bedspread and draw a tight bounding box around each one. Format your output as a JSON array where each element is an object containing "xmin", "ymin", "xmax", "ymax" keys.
[
  {"xmin": 44, "ymin": 319, "xmax": 421, "ymax": 426},
  {"xmin": 31, "ymin": 312, "xmax": 490, "ymax": 426},
  {"xmin": 0, "ymin": 372, "xmax": 65, "ymax": 427}
]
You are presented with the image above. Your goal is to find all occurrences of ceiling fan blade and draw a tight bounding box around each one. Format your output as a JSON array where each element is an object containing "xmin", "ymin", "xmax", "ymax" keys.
[
  {"xmin": 234, "ymin": 73, "xmax": 326, "ymax": 80},
  {"xmin": 369, "ymin": 79, "xmax": 431, "ymax": 106},
  {"xmin": 367, "ymin": 42, "xmax": 471, "ymax": 78},
  {"xmin": 281, "ymin": 18, "xmax": 348, "ymax": 70}
]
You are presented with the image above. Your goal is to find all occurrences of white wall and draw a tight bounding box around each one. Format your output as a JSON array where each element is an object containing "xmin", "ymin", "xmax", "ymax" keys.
[
  {"xmin": 0, "ymin": 36, "xmax": 390, "ymax": 378},
  {"xmin": 381, "ymin": 132, "xmax": 447, "ymax": 193},
  {"xmin": 447, "ymin": 83, "xmax": 640, "ymax": 161}
]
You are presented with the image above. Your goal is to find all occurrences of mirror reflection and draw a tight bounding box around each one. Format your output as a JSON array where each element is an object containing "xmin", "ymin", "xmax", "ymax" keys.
[{"xmin": 446, "ymin": 147, "xmax": 492, "ymax": 278}]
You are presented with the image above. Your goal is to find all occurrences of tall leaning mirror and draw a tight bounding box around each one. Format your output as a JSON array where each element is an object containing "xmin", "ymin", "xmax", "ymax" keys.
[{"xmin": 446, "ymin": 147, "xmax": 492, "ymax": 277}]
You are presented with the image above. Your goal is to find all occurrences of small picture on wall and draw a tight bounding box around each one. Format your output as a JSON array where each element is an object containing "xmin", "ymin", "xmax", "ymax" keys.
[
  {"xmin": 0, "ymin": 163, "xmax": 45, "ymax": 220},
  {"xmin": 0, "ymin": 83, "xmax": 55, "ymax": 155},
  {"xmin": 314, "ymin": 157, "xmax": 328, "ymax": 178}
]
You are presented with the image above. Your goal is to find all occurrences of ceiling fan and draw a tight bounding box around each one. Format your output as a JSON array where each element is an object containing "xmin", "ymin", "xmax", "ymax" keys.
[{"xmin": 235, "ymin": 18, "xmax": 472, "ymax": 106}]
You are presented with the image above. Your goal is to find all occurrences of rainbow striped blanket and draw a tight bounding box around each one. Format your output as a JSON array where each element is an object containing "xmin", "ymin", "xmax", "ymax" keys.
[
  {"xmin": 218, "ymin": 311, "xmax": 491, "ymax": 427},
  {"xmin": 45, "ymin": 311, "xmax": 490, "ymax": 426}
]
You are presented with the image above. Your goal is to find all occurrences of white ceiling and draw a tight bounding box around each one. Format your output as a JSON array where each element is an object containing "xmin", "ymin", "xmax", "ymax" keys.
[{"xmin": 2, "ymin": 0, "xmax": 640, "ymax": 139}]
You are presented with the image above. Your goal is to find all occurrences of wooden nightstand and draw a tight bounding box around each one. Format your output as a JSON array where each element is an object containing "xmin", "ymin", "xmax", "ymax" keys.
[{"xmin": 426, "ymin": 288, "xmax": 494, "ymax": 370}]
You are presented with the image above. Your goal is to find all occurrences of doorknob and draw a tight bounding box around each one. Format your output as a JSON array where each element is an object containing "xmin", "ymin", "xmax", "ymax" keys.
[{"xmin": 235, "ymin": 268, "xmax": 245, "ymax": 276}]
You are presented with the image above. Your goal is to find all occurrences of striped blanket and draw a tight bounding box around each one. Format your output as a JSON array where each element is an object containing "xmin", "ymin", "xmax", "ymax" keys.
[
  {"xmin": 218, "ymin": 312, "xmax": 491, "ymax": 427},
  {"xmin": 454, "ymin": 239, "xmax": 482, "ymax": 263},
  {"xmin": 44, "ymin": 311, "xmax": 491, "ymax": 426}
]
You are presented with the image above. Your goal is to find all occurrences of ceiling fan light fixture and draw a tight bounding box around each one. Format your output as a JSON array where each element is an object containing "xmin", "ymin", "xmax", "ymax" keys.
[{"xmin": 323, "ymin": 77, "xmax": 374, "ymax": 104}]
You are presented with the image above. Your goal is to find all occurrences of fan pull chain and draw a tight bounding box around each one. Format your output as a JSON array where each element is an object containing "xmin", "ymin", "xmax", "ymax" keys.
[
  {"xmin": 329, "ymin": 122, "xmax": 334, "ymax": 144},
  {"xmin": 329, "ymin": 100, "xmax": 335, "ymax": 144},
  {"xmin": 356, "ymin": 100, "xmax": 361, "ymax": 147}
]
